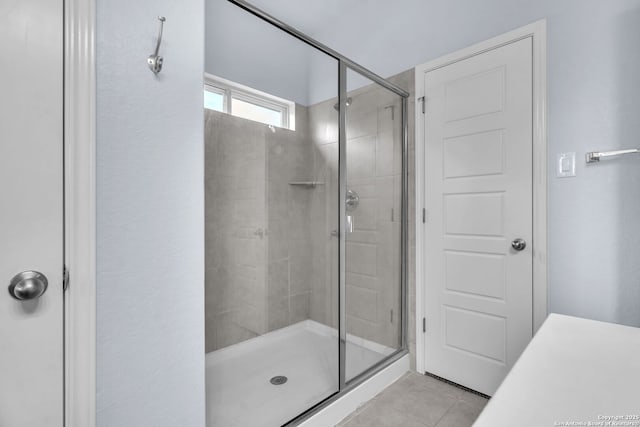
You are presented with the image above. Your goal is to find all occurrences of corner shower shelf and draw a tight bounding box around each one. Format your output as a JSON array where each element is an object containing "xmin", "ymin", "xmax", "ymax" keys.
[{"xmin": 288, "ymin": 181, "xmax": 325, "ymax": 188}]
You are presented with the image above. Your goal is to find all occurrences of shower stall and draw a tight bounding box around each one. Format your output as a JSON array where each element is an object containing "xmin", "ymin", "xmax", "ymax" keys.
[{"xmin": 204, "ymin": 1, "xmax": 408, "ymax": 425}]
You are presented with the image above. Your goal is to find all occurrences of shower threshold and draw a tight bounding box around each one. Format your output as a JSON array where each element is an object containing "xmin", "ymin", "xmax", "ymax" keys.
[{"xmin": 206, "ymin": 320, "xmax": 396, "ymax": 427}]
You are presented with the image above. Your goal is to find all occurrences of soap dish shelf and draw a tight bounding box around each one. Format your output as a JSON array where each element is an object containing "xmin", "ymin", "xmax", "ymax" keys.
[{"xmin": 288, "ymin": 181, "xmax": 325, "ymax": 188}]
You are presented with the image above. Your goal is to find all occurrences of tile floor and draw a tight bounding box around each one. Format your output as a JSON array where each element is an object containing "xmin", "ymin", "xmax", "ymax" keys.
[{"xmin": 337, "ymin": 372, "xmax": 488, "ymax": 427}]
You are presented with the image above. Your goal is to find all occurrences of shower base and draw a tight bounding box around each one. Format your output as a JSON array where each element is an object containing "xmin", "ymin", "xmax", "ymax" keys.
[{"xmin": 206, "ymin": 320, "xmax": 395, "ymax": 427}]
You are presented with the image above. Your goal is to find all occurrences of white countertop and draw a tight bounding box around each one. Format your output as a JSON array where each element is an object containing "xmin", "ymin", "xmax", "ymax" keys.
[{"xmin": 473, "ymin": 314, "xmax": 640, "ymax": 427}]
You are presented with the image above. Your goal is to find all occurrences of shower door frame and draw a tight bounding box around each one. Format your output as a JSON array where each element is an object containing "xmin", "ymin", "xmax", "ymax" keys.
[{"xmin": 226, "ymin": 1, "xmax": 410, "ymax": 424}]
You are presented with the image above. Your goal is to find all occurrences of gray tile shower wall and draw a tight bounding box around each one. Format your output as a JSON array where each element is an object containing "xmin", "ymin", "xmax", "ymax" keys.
[
  {"xmin": 308, "ymin": 98, "xmax": 340, "ymax": 330},
  {"xmin": 265, "ymin": 105, "xmax": 316, "ymax": 332},
  {"xmin": 204, "ymin": 105, "xmax": 315, "ymax": 352},
  {"xmin": 205, "ymin": 110, "xmax": 268, "ymax": 352}
]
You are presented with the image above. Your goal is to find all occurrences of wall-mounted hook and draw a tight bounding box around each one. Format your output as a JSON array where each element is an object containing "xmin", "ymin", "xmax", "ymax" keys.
[{"xmin": 148, "ymin": 16, "xmax": 166, "ymax": 74}]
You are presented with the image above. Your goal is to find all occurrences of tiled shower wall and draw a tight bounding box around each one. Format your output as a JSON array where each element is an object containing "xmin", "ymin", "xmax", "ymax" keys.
[
  {"xmin": 307, "ymin": 99, "xmax": 340, "ymax": 330},
  {"xmin": 205, "ymin": 110, "xmax": 267, "ymax": 352},
  {"xmin": 265, "ymin": 106, "xmax": 316, "ymax": 333},
  {"xmin": 204, "ymin": 106, "xmax": 315, "ymax": 352}
]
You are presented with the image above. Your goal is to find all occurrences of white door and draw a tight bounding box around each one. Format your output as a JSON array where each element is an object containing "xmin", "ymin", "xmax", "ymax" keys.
[
  {"xmin": 0, "ymin": 0, "xmax": 64, "ymax": 425},
  {"xmin": 421, "ymin": 37, "xmax": 533, "ymax": 395}
]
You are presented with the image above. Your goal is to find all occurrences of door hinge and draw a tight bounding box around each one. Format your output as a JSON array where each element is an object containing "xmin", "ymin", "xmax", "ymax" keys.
[
  {"xmin": 422, "ymin": 208, "xmax": 427, "ymax": 223},
  {"xmin": 422, "ymin": 317, "xmax": 427, "ymax": 333},
  {"xmin": 418, "ymin": 96, "xmax": 425, "ymax": 114},
  {"xmin": 63, "ymin": 265, "xmax": 69, "ymax": 291}
]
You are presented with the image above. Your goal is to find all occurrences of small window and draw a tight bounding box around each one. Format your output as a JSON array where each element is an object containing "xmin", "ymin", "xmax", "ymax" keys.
[
  {"xmin": 204, "ymin": 88, "xmax": 225, "ymax": 112},
  {"xmin": 231, "ymin": 97, "xmax": 283, "ymax": 127},
  {"xmin": 204, "ymin": 73, "xmax": 295, "ymax": 130}
]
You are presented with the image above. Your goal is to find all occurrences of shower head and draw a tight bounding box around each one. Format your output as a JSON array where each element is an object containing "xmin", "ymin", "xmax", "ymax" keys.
[{"xmin": 333, "ymin": 97, "xmax": 352, "ymax": 111}]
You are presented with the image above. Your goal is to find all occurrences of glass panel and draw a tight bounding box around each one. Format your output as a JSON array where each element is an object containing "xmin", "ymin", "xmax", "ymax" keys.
[
  {"xmin": 204, "ymin": 1, "xmax": 339, "ymax": 425},
  {"xmin": 344, "ymin": 68, "xmax": 403, "ymax": 382},
  {"xmin": 204, "ymin": 90, "xmax": 224, "ymax": 112},
  {"xmin": 231, "ymin": 96, "xmax": 282, "ymax": 127}
]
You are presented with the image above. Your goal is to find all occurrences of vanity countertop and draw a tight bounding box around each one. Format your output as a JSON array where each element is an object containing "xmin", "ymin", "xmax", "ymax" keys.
[{"xmin": 473, "ymin": 314, "xmax": 640, "ymax": 427}]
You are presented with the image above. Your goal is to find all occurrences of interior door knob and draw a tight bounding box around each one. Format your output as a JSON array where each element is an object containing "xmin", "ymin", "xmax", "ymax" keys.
[
  {"xmin": 8, "ymin": 271, "xmax": 48, "ymax": 301},
  {"xmin": 511, "ymin": 238, "xmax": 527, "ymax": 251}
]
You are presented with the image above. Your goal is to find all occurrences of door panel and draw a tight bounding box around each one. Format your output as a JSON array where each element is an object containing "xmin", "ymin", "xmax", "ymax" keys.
[
  {"xmin": 0, "ymin": 1, "xmax": 64, "ymax": 425},
  {"xmin": 423, "ymin": 37, "xmax": 532, "ymax": 395}
]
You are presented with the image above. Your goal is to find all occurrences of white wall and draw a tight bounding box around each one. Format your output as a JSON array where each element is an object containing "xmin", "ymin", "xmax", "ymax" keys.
[
  {"xmin": 96, "ymin": 0, "xmax": 205, "ymax": 426},
  {"xmin": 246, "ymin": 0, "xmax": 640, "ymax": 327}
]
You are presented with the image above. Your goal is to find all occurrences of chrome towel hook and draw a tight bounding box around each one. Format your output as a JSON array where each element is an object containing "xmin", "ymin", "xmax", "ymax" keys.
[{"xmin": 148, "ymin": 16, "xmax": 166, "ymax": 74}]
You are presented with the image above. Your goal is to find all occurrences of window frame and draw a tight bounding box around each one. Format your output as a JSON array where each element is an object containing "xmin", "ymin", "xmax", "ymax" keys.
[{"xmin": 204, "ymin": 73, "xmax": 295, "ymax": 130}]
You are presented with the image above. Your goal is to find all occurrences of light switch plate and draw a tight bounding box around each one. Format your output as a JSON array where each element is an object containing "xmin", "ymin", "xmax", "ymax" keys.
[{"xmin": 557, "ymin": 152, "xmax": 576, "ymax": 178}]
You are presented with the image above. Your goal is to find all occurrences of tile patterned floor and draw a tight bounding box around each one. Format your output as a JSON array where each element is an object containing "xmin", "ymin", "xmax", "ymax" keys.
[{"xmin": 337, "ymin": 372, "xmax": 488, "ymax": 427}]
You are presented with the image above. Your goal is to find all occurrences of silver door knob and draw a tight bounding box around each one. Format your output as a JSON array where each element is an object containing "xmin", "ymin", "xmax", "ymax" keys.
[
  {"xmin": 511, "ymin": 238, "xmax": 526, "ymax": 251},
  {"xmin": 8, "ymin": 271, "xmax": 48, "ymax": 301}
]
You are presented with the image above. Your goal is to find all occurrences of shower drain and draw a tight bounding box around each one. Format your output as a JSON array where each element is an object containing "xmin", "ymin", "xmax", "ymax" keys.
[{"xmin": 270, "ymin": 375, "xmax": 288, "ymax": 385}]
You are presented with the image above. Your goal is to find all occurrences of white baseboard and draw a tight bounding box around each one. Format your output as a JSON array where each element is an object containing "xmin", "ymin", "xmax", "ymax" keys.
[{"xmin": 298, "ymin": 354, "xmax": 409, "ymax": 427}]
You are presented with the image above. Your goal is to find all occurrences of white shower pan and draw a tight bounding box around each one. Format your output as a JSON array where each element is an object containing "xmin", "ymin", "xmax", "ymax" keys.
[{"xmin": 206, "ymin": 320, "xmax": 396, "ymax": 427}]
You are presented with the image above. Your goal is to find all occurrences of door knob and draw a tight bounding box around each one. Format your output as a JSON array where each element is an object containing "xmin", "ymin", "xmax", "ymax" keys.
[
  {"xmin": 511, "ymin": 238, "xmax": 527, "ymax": 251},
  {"xmin": 8, "ymin": 271, "xmax": 48, "ymax": 301}
]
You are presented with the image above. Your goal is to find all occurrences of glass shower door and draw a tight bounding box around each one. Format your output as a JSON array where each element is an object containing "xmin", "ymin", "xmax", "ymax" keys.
[{"xmin": 343, "ymin": 67, "xmax": 404, "ymax": 382}]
